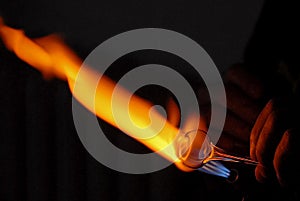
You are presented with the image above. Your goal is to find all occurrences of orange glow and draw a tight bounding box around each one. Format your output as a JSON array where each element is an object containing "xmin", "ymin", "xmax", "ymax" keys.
[{"xmin": 0, "ymin": 17, "xmax": 196, "ymax": 171}]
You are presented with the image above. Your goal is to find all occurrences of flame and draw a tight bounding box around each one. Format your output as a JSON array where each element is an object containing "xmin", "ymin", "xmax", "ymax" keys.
[{"xmin": 0, "ymin": 17, "xmax": 197, "ymax": 171}]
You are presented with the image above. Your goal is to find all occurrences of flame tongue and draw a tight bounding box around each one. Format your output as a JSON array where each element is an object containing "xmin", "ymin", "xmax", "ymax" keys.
[
  {"xmin": 0, "ymin": 18, "xmax": 195, "ymax": 171},
  {"xmin": 0, "ymin": 18, "xmax": 236, "ymax": 178}
]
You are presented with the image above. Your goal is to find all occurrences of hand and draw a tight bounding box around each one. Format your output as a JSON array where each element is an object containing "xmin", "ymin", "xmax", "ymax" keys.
[
  {"xmin": 197, "ymin": 64, "xmax": 268, "ymax": 155},
  {"xmin": 250, "ymin": 97, "xmax": 300, "ymax": 189}
]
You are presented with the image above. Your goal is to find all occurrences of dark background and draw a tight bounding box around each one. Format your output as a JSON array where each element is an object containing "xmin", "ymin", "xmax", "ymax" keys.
[{"xmin": 1, "ymin": 0, "xmax": 298, "ymax": 201}]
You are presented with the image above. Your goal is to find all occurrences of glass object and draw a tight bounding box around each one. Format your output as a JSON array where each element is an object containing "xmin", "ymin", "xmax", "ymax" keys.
[{"xmin": 176, "ymin": 129, "xmax": 258, "ymax": 169}]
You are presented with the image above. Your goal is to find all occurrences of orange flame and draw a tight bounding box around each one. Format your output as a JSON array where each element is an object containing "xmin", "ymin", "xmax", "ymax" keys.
[{"xmin": 0, "ymin": 17, "xmax": 197, "ymax": 171}]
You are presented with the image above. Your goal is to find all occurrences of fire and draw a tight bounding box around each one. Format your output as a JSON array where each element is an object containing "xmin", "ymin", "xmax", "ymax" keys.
[{"xmin": 0, "ymin": 17, "xmax": 200, "ymax": 172}]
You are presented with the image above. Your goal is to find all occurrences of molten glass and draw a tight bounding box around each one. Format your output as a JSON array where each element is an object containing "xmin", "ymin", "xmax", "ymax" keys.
[{"xmin": 176, "ymin": 129, "xmax": 258, "ymax": 169}]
